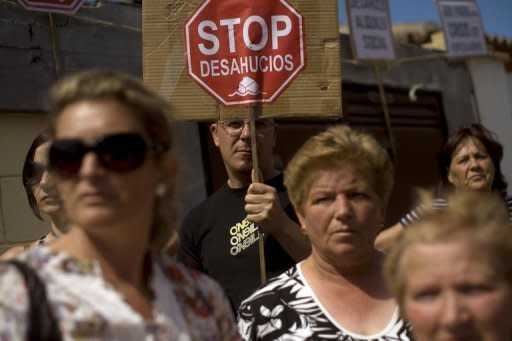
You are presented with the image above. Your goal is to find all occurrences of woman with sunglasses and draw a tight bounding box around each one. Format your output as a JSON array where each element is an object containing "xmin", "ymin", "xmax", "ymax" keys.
[
  {"xmin": 0, "ymin": 70, "xmax": 239, "ymax": 339},
  {"xmin": 1, "ymin": 131, "xmax": 65, "ymax": 260}
]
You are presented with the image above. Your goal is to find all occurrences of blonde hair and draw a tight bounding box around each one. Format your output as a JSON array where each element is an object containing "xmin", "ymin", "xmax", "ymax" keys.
[
  {"xmin": 384, "ymin": 190, "xmax": 512, "ymax": 307},
  {"xmin": 46, "ymin": 69, "xmax": 176, "ymax": 248},
  {"xmin": 284, "ymin": 124, "xmax": 393, "ymax": 213}
]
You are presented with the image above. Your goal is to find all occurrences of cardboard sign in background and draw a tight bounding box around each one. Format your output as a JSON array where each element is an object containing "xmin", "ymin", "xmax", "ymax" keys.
[
  {"xmin": 346, "ymin": 0, "xmax": 395, "ymax": 61},
  {"xmin": 143, "ymin": 0, "xmax": 341, "ymax": 121},
  {"xmin": 437, "ymin": 0, "xmax": 487, "ymax": 57},
  {"xmin": 17, "ymin": 0, "xmax": 84, "ymax": 14}
]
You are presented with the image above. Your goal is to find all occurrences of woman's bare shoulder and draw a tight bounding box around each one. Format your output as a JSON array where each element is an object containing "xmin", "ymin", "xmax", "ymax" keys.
[{"xmin": 0, "ymin": 245, "xmax": 28, "ymax": 260}]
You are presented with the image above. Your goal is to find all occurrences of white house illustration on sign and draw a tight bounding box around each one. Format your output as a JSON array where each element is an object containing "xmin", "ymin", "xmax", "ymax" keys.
[{"xmin": 229, "ymin": 76, "xmax": 266, "ymax": 97}]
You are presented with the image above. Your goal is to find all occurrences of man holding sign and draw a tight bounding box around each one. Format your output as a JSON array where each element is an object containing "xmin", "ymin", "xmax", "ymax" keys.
[
  {"xmin": 178, "ymin": 0, "xmax": 310, "ymax": 312},
  {"xmin": 177, "ymin": 118, "xmax": 310, "ymax": 312},
  {"xmin": 177, "ymin": 0, "xmax": 310, "ymax": 312}
]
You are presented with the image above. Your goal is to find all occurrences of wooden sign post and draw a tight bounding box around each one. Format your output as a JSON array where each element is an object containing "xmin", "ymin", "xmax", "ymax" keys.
[{"xmin": 346, "ymin": 0, "xmax": 397, "ymax": 160}]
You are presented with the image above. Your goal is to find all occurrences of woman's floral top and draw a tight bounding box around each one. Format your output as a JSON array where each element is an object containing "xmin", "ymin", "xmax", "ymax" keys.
[{"xmin": 0, "ymin": 246, "xmax": 241, "ymax": 340}]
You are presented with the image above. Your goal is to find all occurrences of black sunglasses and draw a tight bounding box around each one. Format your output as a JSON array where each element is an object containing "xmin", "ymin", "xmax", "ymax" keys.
[{"xmin": 49, "ymin": 133, "xmax": 164, "ymax": 177}]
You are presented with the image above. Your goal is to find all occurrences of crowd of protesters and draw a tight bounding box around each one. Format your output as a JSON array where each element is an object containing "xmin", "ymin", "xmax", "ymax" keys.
[{"xmin": 2, "ymin": 68, "xmax": 510, "ymax": 340}]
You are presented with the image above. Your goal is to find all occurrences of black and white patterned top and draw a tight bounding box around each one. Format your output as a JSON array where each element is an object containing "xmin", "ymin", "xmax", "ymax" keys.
[
  {"xmin": 400, "ymin": 195, "xmax": 512, "ymax": 226},
  {"xmin": 238, "ymin": 264, "xmax": 413, "ymax": 340}
]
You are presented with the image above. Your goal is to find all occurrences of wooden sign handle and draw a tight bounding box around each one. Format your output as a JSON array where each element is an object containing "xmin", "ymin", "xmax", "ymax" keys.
[{"xmin": 249, "ymin": 107, "xmax": 267, "ymax": 284}]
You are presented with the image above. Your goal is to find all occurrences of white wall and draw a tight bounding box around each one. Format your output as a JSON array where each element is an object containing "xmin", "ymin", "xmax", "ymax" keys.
[
  {"xmin": 467, "ymin": 57, "xmax": 512, "ymax": 195},
  {"xmin": 508, "ymin": 72, "xmax": 512, "ymax": 120}
]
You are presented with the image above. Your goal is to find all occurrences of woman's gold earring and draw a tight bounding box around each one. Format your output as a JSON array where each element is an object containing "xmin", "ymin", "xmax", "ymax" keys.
[
  {"xmin": 155, "ymin": 183, "xmax": 167, "ymax": 197},
  {"xmin": 300, "ymin": 226, "xmax": 308, "ymax": 236}
]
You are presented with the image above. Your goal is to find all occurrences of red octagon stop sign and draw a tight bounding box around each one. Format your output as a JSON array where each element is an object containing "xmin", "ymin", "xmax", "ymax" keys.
[
  {"xmin": 185, "ymin": 0, "xmax": 306, "ymax": 106},
  {"xmin": 18, "ymin": 0, "xmax": 84, "ymax": 14}
]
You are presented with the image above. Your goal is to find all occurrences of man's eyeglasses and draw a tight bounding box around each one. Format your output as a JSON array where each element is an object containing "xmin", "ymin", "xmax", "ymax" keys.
[
  {"xmin": 217, "ymin": 119, "xmax": 273, "ymax": 137},
  {"xmin": 49, "ymin": 132, "xmax": 165, "ymax": 178}
]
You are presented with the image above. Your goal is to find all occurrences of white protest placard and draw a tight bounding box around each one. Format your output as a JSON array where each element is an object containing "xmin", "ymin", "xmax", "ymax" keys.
[
  {"xmin": 346, "ymin": 0, "xmax": 395, "ymax": 61},
  {"xmin": 437, "ymin": 0, "xmax": 487, "ymax": 57},
  {"xmin": 17, "ymin": 0, "xmax": 84, "ymax": 14}
]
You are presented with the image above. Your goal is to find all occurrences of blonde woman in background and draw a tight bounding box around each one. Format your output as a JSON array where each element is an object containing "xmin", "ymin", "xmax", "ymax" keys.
[{"xmin": 384, "ymin": 191, "xmax": 512, "ymax": 341}]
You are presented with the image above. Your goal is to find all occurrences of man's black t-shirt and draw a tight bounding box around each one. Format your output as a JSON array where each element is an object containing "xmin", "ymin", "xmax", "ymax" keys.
[{"xmin": 176, "ymin": 174, "xmax": 297, "ymax": 311}]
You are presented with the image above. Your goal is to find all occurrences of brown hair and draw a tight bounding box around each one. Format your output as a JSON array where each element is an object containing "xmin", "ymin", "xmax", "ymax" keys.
[
  {"xmin": 438, "ymin": 123, "xmax": 507, "ymax": 195},
  {"xmin": 22, "ymin": 131, "xmax": 51, "ymax": 219}
]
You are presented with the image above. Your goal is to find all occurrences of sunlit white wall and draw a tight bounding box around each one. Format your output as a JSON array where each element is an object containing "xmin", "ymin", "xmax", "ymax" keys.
[{"xmin": 467, "ymin": 57, "xmax": 512, "ymax": 195}]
